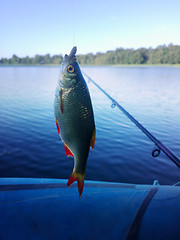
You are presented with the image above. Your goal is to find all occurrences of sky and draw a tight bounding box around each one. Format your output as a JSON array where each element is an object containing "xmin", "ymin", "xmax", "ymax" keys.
[{"xmin": 1, "ymin": 0, "xmax": 180, "ymax": 58}]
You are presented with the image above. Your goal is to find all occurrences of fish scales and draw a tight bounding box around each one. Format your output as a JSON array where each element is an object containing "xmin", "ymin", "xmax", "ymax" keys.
[
  {"xmin": 55, "ymin": 81, "xmax": 94, "ymax": 161},
  {"xmin": 54, "ymin": 46, "xmax": 95, "ymax": 197}
]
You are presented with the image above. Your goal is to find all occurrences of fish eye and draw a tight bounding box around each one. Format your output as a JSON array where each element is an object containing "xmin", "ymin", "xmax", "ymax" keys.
[{"xmin": 67, "ymin": 65, "xmax": 74, "ymax": 73}]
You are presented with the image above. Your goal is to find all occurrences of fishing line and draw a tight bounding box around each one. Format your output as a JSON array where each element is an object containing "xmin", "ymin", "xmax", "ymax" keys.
[
  {"xmin": 72, "ymin": 0, "xmax": 75, "ymax": 46},
  {"xmin": 83, "ymin": 71, "xmax": 180, "ymax": 169}
]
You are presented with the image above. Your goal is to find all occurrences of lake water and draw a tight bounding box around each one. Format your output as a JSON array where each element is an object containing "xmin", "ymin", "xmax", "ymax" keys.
[{"xmin": 0, "ymin": 65, "xmax": 180, "ymax": 185}]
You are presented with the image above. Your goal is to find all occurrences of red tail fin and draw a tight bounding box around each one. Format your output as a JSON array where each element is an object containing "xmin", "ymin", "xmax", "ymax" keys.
[{"xmin": 67, "ymin": 170, "xmax": 85, "ymax": 197}]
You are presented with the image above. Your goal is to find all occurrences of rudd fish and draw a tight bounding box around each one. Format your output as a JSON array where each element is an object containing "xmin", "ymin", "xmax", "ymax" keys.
[{"xmin": 54, "ymin": 47, "xmax": 95, "ymax": 197}]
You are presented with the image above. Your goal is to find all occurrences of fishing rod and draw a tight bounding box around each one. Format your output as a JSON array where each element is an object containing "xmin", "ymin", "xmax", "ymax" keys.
[{"xmin": 83, "ymin": 71, "xmax": 180, "ymax": 169}]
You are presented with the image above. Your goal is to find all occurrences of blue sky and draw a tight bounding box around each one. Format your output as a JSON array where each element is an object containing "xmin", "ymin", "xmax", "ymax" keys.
[{"xmin": 1, "ymin": 0, "xmax": 180, "ymax": 58}]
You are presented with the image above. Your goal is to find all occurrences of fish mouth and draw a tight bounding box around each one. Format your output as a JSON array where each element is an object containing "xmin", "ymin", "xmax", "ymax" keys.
[
  {"xmin": 69, "ymin": 46, "xmax": 77, "ymax": 58},
  {"xmin": 63, "ymin": 46, "xmax": 77, "ymax": 64},
  {"xmin": 60, "ymin": 47, "xmax": 77, "ymax": 87}
]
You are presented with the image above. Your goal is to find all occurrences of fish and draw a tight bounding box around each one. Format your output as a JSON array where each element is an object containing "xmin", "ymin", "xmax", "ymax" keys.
[{"xmin": 54, "ymin": 46, "xmax": 95, "ymax": 197}]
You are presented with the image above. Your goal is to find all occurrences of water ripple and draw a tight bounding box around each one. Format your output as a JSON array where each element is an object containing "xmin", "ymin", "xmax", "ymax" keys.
[{"xmin": 0, "ymin": 66, "xmax": 180, "ymax": 184}]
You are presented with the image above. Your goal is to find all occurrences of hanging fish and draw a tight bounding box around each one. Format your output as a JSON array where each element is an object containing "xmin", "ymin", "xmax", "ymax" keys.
[{"xmin": 54, "ymin": 47, "xmax": 95, "ymax": 197}]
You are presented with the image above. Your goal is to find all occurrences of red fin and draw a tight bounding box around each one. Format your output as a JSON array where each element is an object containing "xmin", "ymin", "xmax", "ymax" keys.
[
  {"xmin": 55, "ymin": 118, "xmax": 60, "ymax": 136},
  {"xmin": 67, "ymin": 173, "xmax": 76, "ymax": 186},
  {"xmin": 90, "ymin": 129, "xmax": 96, "ymax": 150},
  {"xmin": 67, "ymin": 171, "xmax": 85, "ymax": 197},
  {"xmin": 59, "ymin": 89, "xmax": 64, "ymax": 114},
  {"xmin": 77, "ymin": 179, "xmax": 84, "ymax": 197},
  {"xmin": 64, "ymin": 144, "xmax": 74, "ymax": 158}
]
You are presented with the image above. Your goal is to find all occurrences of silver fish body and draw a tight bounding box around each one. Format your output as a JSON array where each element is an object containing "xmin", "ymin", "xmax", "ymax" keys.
[{"xmin": 54, "ymin": 47, "xmax": 95, "ymax": 196}]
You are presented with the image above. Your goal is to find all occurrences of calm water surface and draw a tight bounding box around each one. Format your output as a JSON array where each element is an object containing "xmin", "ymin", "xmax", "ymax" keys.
[{"xmin": 0, "ymin": 65, "xmax": 180, "ymax": 185}]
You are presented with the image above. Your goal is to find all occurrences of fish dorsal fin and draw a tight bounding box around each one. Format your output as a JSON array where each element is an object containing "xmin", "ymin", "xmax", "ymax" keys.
[
  {"xmin": 64, "ymin": 144, "xmax": 74, "ymax": 158},
  {"xmin": 90, "ymin": 129, "xmax": 96, "ymax": 150}
]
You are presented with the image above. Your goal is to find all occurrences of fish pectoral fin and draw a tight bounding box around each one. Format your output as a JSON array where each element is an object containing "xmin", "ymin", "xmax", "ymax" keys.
[
  {"xmin": 59, "ymin": 88, "xmax": 64, "ymax": 114},
  {"xmin": 67, "ymin": 170, "xmax": 85, "ymax": 197},
  {"xmin": 64, "ymin": 144, "xmax": 74, "ymax": 158},
  {"xmin": 90, "ymin": 129, "xmax": 96, "ymax": 150}
]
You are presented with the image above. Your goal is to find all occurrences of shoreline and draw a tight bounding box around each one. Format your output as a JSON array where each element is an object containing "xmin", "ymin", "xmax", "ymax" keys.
[{"xmin": 0, "ymin": 64, "xmax": 180, "ymax": 67}]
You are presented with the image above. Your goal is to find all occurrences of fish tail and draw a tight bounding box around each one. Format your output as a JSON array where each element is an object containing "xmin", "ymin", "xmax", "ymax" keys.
[{"xmin": 67, "ymin": 170, "xmax": 85, "ymax": 197}]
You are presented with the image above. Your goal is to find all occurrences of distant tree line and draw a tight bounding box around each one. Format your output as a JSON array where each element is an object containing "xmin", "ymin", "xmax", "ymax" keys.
[
  {"xmin": 0, "ymin": 54, "xmax": 63, "ymax": 65},
  {"xmin": 1, "ymin": 44, "xmax": 180, "ymax": 65}
]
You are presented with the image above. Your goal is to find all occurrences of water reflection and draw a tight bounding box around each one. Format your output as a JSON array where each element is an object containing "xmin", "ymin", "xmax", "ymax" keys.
[{"xmin": 0, "ymin": 66, "xmax": 180, "ymax": 185}]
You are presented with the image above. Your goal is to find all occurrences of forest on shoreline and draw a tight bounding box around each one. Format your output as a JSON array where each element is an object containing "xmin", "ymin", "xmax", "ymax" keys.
[{"xmin": 1, "ymin": 44, "xmax": 180, "ymax": 65}]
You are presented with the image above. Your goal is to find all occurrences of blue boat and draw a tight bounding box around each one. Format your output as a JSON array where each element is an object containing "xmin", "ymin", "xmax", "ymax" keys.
[{"xmin": 0, "ymin": 178, "xmax": 180, "ymax": 240}]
